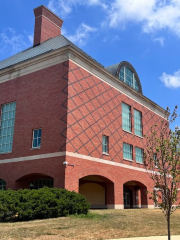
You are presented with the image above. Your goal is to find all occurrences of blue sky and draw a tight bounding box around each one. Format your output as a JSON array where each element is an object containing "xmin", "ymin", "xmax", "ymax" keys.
[{"xmin": 1, "ymin": 0, "xmax": 180, "ymax": 128}]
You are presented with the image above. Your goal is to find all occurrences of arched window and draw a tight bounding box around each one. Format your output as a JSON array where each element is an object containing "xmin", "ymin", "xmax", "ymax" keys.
[
  {"xmin": 29, "ymin": 178, "xmax": 54, "ymax": 189},
  {"xmin": 119, "ymin": 66, "xmax": 140, "ymax": 92},
  {"xmin": 0, "ymin": 179, "xmax": 6, "ymax": 190}
]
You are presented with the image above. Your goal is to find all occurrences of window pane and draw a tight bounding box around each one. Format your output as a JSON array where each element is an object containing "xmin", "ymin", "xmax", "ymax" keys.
[
  {"xmin": 118, "ymin": 67, "xmax": 140, "ymax": 92},
  {"xmin": 33, "ymin": 138, "xmax": 37, "ymax": 148},
  {"xmin": 136, "ymin": 147, "xmax": 143, "ymax": 163},
  {"xmin": 0, "ymin": 179, "xmax": 6, "ymax": 190},
  {"xmin": 134, "ymin": 109, "xmax": 142, "ymax": 136},
  {"xmin": 0, "ymin": 102, "xmax": 16, "ymax": 153},
  {"xmin": 122, "ymin": 103, "xmax": 131, "ymax": 132},
  {"xmin": 119, "ymin": 67, "xmax": 125, "ymax": 82},
  {"xmin": 30, "ymin": 179, "xmax": 54, "ymax": 189},
  {"xmin": 32, "ymin": 129, "xmax": 42, "ymax": 148},
  {"xmin": 102, "ymin": 135, "xmax": 108, "ymax": 154},
  {"xmin": 34, "ymin": 130, "xmax": 38, "ymax": 138},
  {"xmin": 123, "ymin": 143, "xmax": 132, "ymax": 160}
]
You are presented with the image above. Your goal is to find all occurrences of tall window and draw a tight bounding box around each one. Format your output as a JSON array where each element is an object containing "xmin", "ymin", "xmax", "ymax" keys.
[
  {"xmin": 135, "ymin": 147, "xmax": 143, "ymax": 163},
  {"xmin": 154, "ymin": 154, "xmax": 157, "ymax": 167},
  {"xmin": 119, "ymin": 67, "xmax": 140, "ymax": 92},
  {"xmin": 123, "ymin": 143, "xmax": 132, "ymax": 160},
  {"xmin": 102, "ymin": 135, "xmax": 109, "ymax": 154},
  {"xmin": 0, "ymin": 102, "xmax": 16, "ymax": 153},
  {"xmin": 0, "ymin": 179, "xmax": 6, "ymax": 190},
  {"xmin": 122, "ymin": 103, "xmax": 131, "ymax": 132},
  {"xmin": 32, "ymin": 129, "xmax": 42, "ymax": 148},
  {"xmin": 134, "ymin": 109, "xmax": 142, "ymax": 137}
]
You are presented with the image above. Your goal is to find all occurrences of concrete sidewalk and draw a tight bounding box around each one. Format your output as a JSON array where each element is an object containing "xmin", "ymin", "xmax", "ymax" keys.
[{"xmin": 107, "ymin": 236, "xmax": 180, "ymax": 240}]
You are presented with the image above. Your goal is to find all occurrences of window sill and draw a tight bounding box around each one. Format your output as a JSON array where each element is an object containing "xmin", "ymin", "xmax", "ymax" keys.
[
  {"xmin": 135, "ymin": 134, "xmax": 143, "ymax": 139},
  {"xmin": 0, "ymin": 151, "xmax": 12, "ymax": 155},
  {"xmin": 123, "ymin": 129, "xmax": 133, "ymax": 135},
  {"xmin": 123, "ymin": 158, "xmax": 133, "ymax": 162},
  {"xmin": 136, "ymin": 161, "xmax": 144, "ymax": 165},
  {"xmin": 102, "ymin": 152, "xmax": 109, "ymax": 156},
  {"xmin": 30, "ymin": 147, "xmax": 41, "ymax": 150}
]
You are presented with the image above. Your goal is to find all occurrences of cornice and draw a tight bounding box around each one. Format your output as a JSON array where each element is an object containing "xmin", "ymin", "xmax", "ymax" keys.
[
  {"xmin": 0, "ymin": 45, "xmax": 166, "ymax": 118},
  {"xmin": 68, "ymin": 46, "xmax": 166, "ymax": 118}
]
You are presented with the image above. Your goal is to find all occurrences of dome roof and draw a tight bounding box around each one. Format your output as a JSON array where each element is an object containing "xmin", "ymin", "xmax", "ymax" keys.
[{"xmin": 105, "ymin": 61, "xmax": 143, "ymax": 94}]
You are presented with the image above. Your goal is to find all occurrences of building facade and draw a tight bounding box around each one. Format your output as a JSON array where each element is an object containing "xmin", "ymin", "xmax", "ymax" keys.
[{"xmin": 0, "ymin": 5, "xmax": 168, "ymax": 209}]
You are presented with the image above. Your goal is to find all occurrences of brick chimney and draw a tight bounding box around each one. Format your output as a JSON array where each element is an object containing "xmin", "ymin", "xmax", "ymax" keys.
[{"xmin": 33, "ymin": 5, "xmax": 63, "ymax": 46}]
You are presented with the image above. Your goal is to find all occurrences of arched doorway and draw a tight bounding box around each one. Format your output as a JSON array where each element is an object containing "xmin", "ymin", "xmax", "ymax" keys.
[
  {"xmin": 15, "ymin": 173, "xmax": 54, "ymax": 189},
  {"xmin": 79, "ymin": 175, "xmax": 114, "ymax": 209},
  {"xmin": 123, "ymin": 181, "xmax": 147, "ymax": 209}
]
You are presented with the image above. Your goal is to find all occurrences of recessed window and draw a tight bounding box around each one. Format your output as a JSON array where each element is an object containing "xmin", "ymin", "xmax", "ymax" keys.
[
  {"xmin": 154, "ymin": 154, "xmax": 157, "ymax": 167},
  {"xmin": 0, "ymin": 102, "xmax": 16, "ymax": 153},
  {"xmin": 134, "ymin": 109, "xmax": 142, "ymax": 137},
  {"xmin": 119, "ymin": 67, "xmax": 139, "ymax": 92},
  {"xmin": 122, "ymin": 103, "xmax": 131, "ymax": 132},
  {"xmin": 32, "ymin": 129, "xmax": 41, "ymax": 148},
  {"xmin": 102, "ymin": 135, "xmax": 109, "ymax": 154},
  {"xmin": 135, "ymin": 147, "xmax": 143, "ymax": 163},
  {"xmin": 123, "ymin": 143, "xmax": 132, "ymax": 160},
  {"xmin": 29, "ymin": 179, "xmax": 53, "ymax": 189},
  {"xmin": 0, "ymin": 179, "xmax": 6, "ymax": 190}
]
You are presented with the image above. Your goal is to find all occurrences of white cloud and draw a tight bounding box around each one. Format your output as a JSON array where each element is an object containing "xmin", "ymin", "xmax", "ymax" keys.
[
  {"xmin": 160, "ymin": 69, "xmax": 180, "ymax": 88},
  {"xmin": 48, "ymin": 0, "xmax": 107, "ymax": 17},
  {"xmin": 102, "ymin": 34, "xmax": 120, "ymax": 43},
  {"xmin": 0, "ymin": 28, "xmax": 28, "ymax": 54},
  {"xmin": 106, "ymin": 0, "xmax": 180, "ymax": 38},
  {"xmin": 28, "ymin": 34, "xmax": 34, "ymax": 44},
  {"xmin": 152, "ymin": 36, "xmax": 165, "ymax": 46},
  {"xmin": 66, "ymin": 23, "xmax": 97, "ymax": 46}
]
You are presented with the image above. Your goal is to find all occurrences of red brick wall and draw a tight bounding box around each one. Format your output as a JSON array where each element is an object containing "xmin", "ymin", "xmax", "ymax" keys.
[
  {"xmin": 64, "ymin": 155, "xmax": 154, "ymax": 206},
  {"xmin": 0, "ymin": 156, "xmax": 65, "ymax": 190},
  {"xmin": 66, "ymin": 60, "xmax": 164, "ymax": 170},
  {"xmin": 0, "ymin": 61, "xmax": 69, "ymax": 161}
]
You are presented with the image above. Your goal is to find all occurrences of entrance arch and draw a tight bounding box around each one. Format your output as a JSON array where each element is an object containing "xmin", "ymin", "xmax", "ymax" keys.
[
  {"xmin": 79, "ymin": 175, "xmax": 114, "ymax": 209},
  {"xmin": 123, "ymin": 180, "xmax": 148, "ymax": 209},
  {"xmin": 15, "ymin": 173, "xmax": 54, "ymax": 189}
]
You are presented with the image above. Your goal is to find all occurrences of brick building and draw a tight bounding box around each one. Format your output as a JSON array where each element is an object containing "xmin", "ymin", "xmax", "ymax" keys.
[{"xmin": 0, "ymin": 5, "xmax": 168, "ymax": 209}]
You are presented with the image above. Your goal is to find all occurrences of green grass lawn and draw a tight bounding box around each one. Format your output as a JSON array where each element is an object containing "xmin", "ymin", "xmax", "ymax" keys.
[{"xmin": 0, "ymin": 209, "xmax": 180, "ymax": 240}]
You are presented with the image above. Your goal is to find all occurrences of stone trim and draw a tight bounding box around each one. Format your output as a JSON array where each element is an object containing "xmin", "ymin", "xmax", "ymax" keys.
[
  {"xmin": 0, "ymin": 46, "xmax": 166, "ymax": 118},
  {"xmin": 36, "ymin": 15, "xmax": 61, "ymax": 29}
]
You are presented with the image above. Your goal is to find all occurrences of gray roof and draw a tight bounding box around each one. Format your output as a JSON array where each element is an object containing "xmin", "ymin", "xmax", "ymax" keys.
[
  {"xmin": 0, "ymin": 35, "xmax": 103, "ymax": 71},
  {"xmin": 105, "ymin": 63, "xmax": 119, "ymax": 76}
]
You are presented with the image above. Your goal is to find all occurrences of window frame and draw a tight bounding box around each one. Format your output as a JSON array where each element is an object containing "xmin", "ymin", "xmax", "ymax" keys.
[
  {"xmin": 32, "ymin": 128, "xmax": 42, "ymax": 149},
  {"xmin": 102, "ymin": 135, "xmax": 109, "ymax": 155},
  {"xmin": 134, "ymin": 109, "xmax": 143, "ymax": 137},
  {"xmin": 0, "ymin": 102, "xmax": 16, "ymax": 154},
  {"xmin": 0, "ymin": 179, "xmax": 6, "ymax": 190},
  {"xmin": 119, "ymin": 66, "xmax": 140, "ymax": 92},
  {"xmin": 135, "ymin": 147, "xmax": 144, "ymax": 164},
  {"xmin": 122, "ymin": 102, "xmax": 132, "ymax": 133},
  {"xmin": 154, "ymin": 154, "xmax": 158, "ymax": 168},
  {"xmin": 123, "ymin": 143, "xmax": 133, "ymax": 161}
]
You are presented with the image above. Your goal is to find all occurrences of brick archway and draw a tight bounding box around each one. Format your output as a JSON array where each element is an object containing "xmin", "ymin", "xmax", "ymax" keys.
[
  {"xmin": 123, "ymin": 180, "xmax": 148, "ymax": 208},
  {"xmin": 79, "ymin": 174, "xmax": 114, "ymax": 209},
  {"xmin": 15, "ymin": 173, "xmax": 54, "ymax": 190}
]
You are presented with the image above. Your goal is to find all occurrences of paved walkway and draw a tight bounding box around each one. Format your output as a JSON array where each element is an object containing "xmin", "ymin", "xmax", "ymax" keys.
[{"xmin": 107, "ymin": 236, "xmax": 180, "ymax": 240}]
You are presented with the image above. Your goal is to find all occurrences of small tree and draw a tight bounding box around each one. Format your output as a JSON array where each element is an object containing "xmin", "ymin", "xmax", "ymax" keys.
[{"xmin": 144, "ymin": 106, "xmax": 180, "ymax": 240}]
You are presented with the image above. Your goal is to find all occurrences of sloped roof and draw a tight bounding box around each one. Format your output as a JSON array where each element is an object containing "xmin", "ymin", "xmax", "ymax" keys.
[{"xmin": 0, "ymin": 35, "xmax": 104, "ymax": 71}]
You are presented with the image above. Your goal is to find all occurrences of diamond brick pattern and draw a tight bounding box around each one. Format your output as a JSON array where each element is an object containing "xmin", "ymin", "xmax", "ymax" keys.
[{"xmin": 62, "ymin": 61, "xmax": 164, "ymax": 167}]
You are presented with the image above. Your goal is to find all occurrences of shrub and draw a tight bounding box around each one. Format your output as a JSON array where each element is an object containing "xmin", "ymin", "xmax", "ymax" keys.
[{"xmin": 0, "ymin": 187, "xmax": 90, "ymax": 222}]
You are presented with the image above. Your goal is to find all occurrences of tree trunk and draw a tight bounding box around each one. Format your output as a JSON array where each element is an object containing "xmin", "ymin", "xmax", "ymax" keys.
[{"xmin": 167, "ymin": 213, "xmax": 171, "ymax": 240}]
